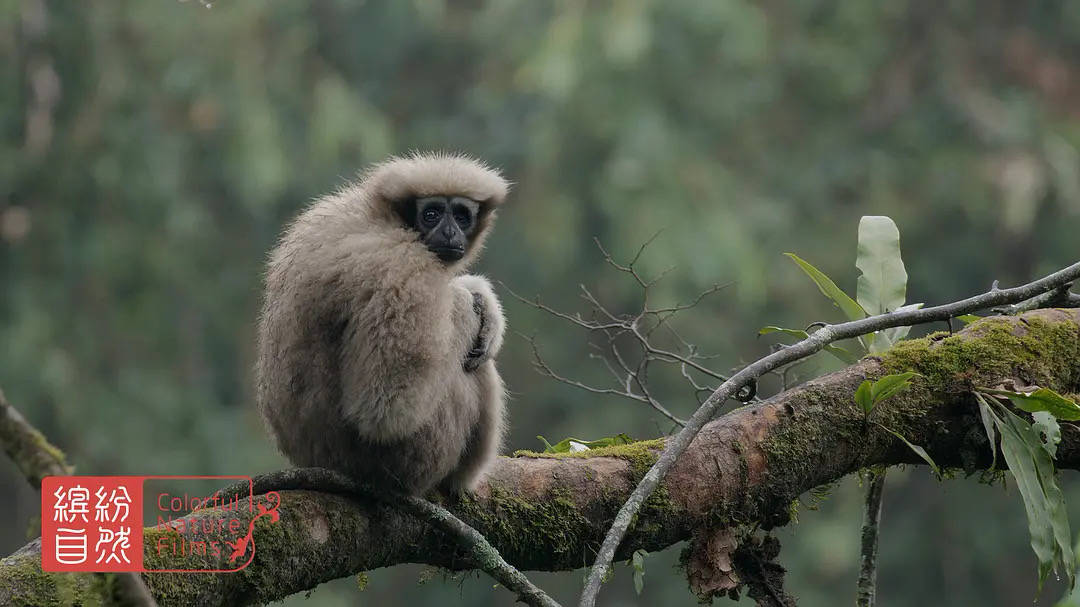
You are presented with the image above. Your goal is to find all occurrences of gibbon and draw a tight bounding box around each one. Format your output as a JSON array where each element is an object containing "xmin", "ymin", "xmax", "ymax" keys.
[{"xmin": 255, "ymin": 153, "xmax": 508, "ymax": 495}]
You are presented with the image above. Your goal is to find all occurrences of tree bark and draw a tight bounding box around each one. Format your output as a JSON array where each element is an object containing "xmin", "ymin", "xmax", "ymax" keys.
[{"xmin": 3, "ymin": 309, "xmax": 1079, "ymax": 606}]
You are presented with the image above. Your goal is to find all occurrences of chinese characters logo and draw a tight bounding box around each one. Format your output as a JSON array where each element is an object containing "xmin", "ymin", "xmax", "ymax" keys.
[
  {"xmin": 42, "ymin": 477, "xmax": 142, "ymax": 571},
  {"xmin": 40, "ymin": 475, "xmax": 278, "ymax": 573}
]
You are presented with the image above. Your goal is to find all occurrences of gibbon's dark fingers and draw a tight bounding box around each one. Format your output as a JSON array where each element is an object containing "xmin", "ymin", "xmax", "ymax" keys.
[
  {"xmin": 455, "ymin": 275, "xmax": 505, "ymax": 373},
  {"xmin": 465, "ymin": 292, "xmax": 488, "ymax": 372}
]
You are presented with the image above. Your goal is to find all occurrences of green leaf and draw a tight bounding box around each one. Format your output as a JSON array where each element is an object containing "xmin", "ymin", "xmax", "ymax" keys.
[
  {"xmin": 980, "ymin": 395, "xmax": 1075, "ymax": 590},
  {"xmin": 858, "ymin": 331, "xmax": 875, "ymax": 353},
  {"xmin": 867, "ymin": 330, "xmax": 893, "ymax": 355},
  {"xmin": 784, "ymin": 253, "xmax": 866, "ymax": 322},
  {"xmin": 855, "ymin": 373, "xmax": 920, "ymax": 417},
  {"xmin": 876, "ymin": 423, "xmax": 941, "ymax": 478},
  {"xmin": 976, "ymin": 394, "xmax": 999, "ymax": 471},
  {"xmin": 855, "ymin": 216, "xmax": 908, "ymax": 316},
  {"xmin": 758, "ymin": 326, "xmax": 809, "ymax": 339},
  {"xmin": 537, "ymin": 433, "xmax": 635, "ymax": 453},
  {"xmin": 855, "ymin": 380, "xmax": 873, "ymax": 414},
  {"xmin": 881, "ymin": 302, "xmax": 924, "ymax": 344},
  {"xmin": 870, "ymin": 372, "xmax": 920, "ymax": 405},
  {"xmin": 981, "ymin": 388, "xmax": 1080, "ymax": 421},
  {"xmin": 1033, "ymin": 411, "xmax": 1062, "ymax": 459},
  {"xmin": 824, "ymin": 344, "xmax": 860, "ymax": 364}
]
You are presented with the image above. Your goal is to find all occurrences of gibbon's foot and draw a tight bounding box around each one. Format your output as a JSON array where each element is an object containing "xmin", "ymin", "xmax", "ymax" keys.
[{"xmin": 464, "ymin": 292, "xmax": 489, "ymax": 372}]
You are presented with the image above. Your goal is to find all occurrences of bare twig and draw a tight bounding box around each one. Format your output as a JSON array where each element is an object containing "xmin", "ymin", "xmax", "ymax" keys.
[
  {"xmin": 593, "ymin": 232, "xmax": 666, "ymax": 291},
  {"xmin": 523, "ymin": 333, "xmax": 686, "ymax": 427},
  {"xmin": 856, "ymin": 470, "xmax": 886, "ymax": 607},
  {"xmin": 575, "ymin": 282, "xmax": 732, "ymax": 382},
  {"xmin": 0, "ymin": 388, "xmax": 158, "ymax": 607},
  {"xmin": 502, "ymin": 238, "xmax": 734, "ymax": 427},
  {"xmin": 578, "ymin": 260, "xmax": 1080, "ymax": 607}
]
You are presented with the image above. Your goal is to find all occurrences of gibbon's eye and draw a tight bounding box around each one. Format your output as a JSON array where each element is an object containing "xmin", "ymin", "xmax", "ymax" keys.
[
  {"xmin": 452, "ymin": 207, "xmax": 472, "ymax": 229},
  {"xmin": 421, "ymin": 207, "xmax": 442, "ymax": 226}
]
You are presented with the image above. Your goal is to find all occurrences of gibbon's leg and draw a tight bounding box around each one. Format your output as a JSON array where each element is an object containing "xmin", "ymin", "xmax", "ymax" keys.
[
  {"xmin": 337, "ymin": 264, "xmax": 474, "ymax": 442},
  {"xmin": 453, "ymin": 275, "xmax": 505, "ymax": 372},
  {"xmin": 442, "ymin": 365, "xmax": 506, "ymax": 492},
  {"xmin": 440, "ymin": 275, "xmax": 507, "ymax": 491}
]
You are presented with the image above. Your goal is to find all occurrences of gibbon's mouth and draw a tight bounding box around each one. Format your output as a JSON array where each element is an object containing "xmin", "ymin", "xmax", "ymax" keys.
[{"xmin": 434, "ymin": 246, "xmax": 465, "ymax": 262}]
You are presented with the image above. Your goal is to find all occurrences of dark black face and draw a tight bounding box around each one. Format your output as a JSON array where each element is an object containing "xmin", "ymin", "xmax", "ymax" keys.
[{"xmin": 407, "ymin": 196, "xmax": 481, "ymax": 263}]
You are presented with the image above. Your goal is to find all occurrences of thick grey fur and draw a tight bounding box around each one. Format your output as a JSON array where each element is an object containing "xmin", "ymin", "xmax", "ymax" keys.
[{"xmin": 256, "ymin": 153, "xmax": 509, "ymax": 495}]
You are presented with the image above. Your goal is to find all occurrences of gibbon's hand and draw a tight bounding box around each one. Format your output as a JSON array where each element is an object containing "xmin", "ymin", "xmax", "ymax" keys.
[
  {"xmin": 461, "ymin": 277, "xmax": 504, "ymax": 373},
  {"xmin": 464, "ymin": 292, "xmax": 488, "ymax": 372}
]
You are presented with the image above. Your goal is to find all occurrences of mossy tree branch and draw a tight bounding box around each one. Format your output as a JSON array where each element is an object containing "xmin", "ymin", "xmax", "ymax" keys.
[
  {"xmin": 2, "ymin": 309, "xmax": 1079, "ymax": 606},
  {"xmin": 0, "ymin": 387, "xmax": 73, "ymax": 483},
  {"xmin": 579, "ymin": 262, "xmax": 1080, "ymax": 607}
]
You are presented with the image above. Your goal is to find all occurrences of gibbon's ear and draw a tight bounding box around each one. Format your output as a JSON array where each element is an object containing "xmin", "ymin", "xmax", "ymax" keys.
[
  {"xmin": 477, "ymin": 196, "xmax": 497, "ymax": 214},
  {"xmin": 472, "ymin": 196, "xmax": 496, "ymax": 220}
]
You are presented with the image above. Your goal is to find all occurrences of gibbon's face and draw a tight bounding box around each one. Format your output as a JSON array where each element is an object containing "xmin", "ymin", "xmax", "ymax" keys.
[{"xmin": 410, "ymin": 196, "xmax": 481, "ymax": 263}]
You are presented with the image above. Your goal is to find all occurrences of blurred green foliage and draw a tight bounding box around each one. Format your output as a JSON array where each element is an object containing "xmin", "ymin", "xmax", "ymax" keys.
[{"xmin": 2, "ymin": 1, "xmax": 1079, "ymax": 605}]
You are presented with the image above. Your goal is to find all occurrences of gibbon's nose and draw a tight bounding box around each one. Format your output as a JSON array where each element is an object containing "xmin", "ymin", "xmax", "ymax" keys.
[{"xmin": 441, "ymin": 222, "xmax": 456, "ymax": 239}]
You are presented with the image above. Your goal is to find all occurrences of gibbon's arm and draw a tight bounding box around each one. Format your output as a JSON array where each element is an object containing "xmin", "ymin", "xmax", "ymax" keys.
[
  {"xmin": 450, "ymin": 278, "xmax": 489, "ymax": 360},
  {"xmin": 452, "ymin": 275, "xmax": 505, "ymax": 369},
  {"xmin": 338, "ymin": 258, "xmax": 483, "ymax": 441}
]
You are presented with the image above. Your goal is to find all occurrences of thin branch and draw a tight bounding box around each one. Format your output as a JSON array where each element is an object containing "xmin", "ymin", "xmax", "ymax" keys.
[
  {"xmin": 629, "ymin": 354, "xmax": 675, "ymax": 425},
  {"xmin": 524, "ymin": 333, "xmax": 686, "ymax": 427},
  {"xmin": 630, "ymin": 326, "xmax": 730, "ymax": 382},
  {"xmin": 503, "ymin": 285, "xmax": 626, "ymax": 333},
  {"xmin": 578, "ymin": 260, "xmax": 1080, "ymax": 607},
  {"xmin": 577, "ymin": 285, "xmax": 623, "ymax": 324},
  {"xmin": 856, "ymin": 470, "xmax": 886, "ymax": 607},
  {"xmin": 0, "ymin": 388, "xmax": 158, "ymax": 607},
  {"xmin": 506, "ymin": 238, "xmax": 742, "ymax": 424},
  {"xmin": 648, "ymin": 281, "xmax": 731, "ymax": 317},
  {"xmin": 576, "ymin": 282, "xmax": 731, "ymax": 382},
  {"xmin": 211, "ymin": 468, "xmax": 562, "ymax": 607},
  {"xmin": 1005, "ymin": 284, "xmax": 1079, "ymax": 314},
  {"xmin": 0, "ymin": 388, "xmax": 72, "ymax": 483},
  {"xmin": 507, "ymin": 267, "xmax": 726, "ymax": 427},
  {"xmin": 680, "ymin": 361, "xmax": 715, "ymax": 403},
  {"xmin": 592, "ymin": 232, "xmax": 665, "ymax": 290},
  {"xmin": 587, "ymin": 346, "xmax": 624, "ymax": 385}
]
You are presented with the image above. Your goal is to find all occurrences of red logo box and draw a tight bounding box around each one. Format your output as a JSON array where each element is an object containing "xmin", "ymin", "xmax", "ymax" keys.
[
  {"xmin": 42, "ymin": 476, "xmax": 143, "ymax": 572},
  {"xmin": 41, "ymin": 475, "xmax": 272, "ymax": 573}
]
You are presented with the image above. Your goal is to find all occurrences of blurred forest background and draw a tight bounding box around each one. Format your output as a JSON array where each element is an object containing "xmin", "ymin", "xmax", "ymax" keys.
[{"xmin": 2, "ymin": 1, "xmax": 1080, "ymax": 605}]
